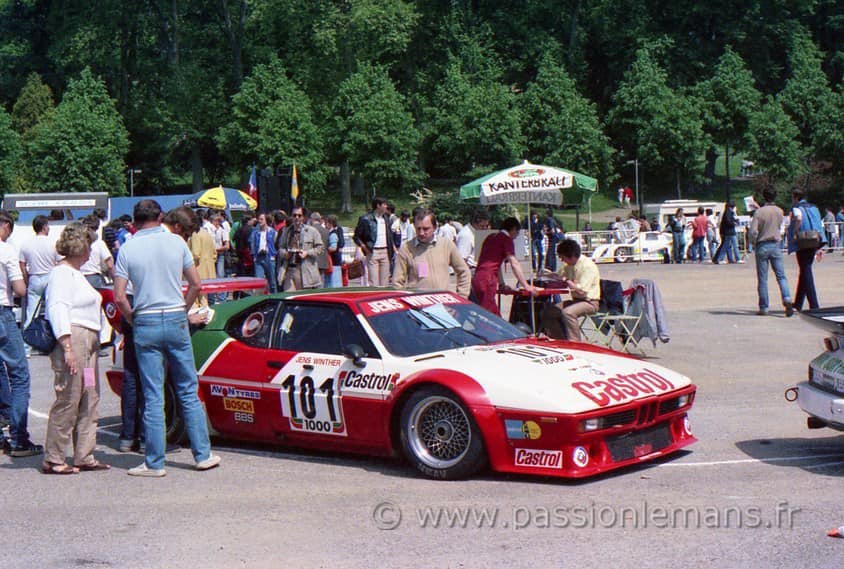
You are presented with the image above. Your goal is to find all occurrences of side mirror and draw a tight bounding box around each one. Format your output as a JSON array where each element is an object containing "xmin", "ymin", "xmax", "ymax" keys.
[{"xmin": 343, "ymin": 344, "xmax": 367, "ymax": 367}]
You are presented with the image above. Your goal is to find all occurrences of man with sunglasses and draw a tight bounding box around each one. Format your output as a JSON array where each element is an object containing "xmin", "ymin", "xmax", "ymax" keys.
[{"xmin": 277, "ymin": 207, "xmax": 324, "ymax": 291}]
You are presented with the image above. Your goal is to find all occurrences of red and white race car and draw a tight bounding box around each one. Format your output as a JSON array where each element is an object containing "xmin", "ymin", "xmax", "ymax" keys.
[{"xmin": 104, "ymin": 286, "xmax": 696, "ymax": 479}]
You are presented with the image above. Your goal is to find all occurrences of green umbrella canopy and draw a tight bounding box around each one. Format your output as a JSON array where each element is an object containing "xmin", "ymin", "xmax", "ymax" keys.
[{"xmin": 459, "ymin": 161, "xmax": 598, "ymax": 206}]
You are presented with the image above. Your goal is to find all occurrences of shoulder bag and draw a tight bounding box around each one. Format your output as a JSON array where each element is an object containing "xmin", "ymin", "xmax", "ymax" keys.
[
  {"xmin": 795, "ymin": 205, "xmax": 823, "ymax": 250},
  {"xmin": 22, "ymin": 293, "xmax": 57, "ymax": 354}
]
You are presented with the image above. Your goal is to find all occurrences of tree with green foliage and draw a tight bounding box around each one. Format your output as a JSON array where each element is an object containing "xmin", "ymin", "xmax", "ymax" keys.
[
  {"xmin": 0, "ymin": 108, "xmax": 22, "ymax": 196},
  {"xmin": 778, "ymin": 31, "xmax": 838, "ymax": 157},
  {"xmin": 29, "ymin": 68, "xmax": 129, "ymax": 195},
  {"xmin": 424, "ymin": 40, "xmax": 523, "ymax": 179},
  {"xmin": 698, "ymin": 47, "xmax": 761, "ymax": 200},
  {"xmin": 11, "ymin": 73, "xmax": 54, "ymax": 136},
  {"xmin": 747, "ymin": 96, "xmax": 804, "ymax": 183},
  {"xmin": 520, "ymin": 53, "xmax": 613, "ymax": 182},
  {"xmin": 329, "ymin": 63, "xmax": 422, "ymax": 211},
  {"xmin": 218, "ymin": 57, "xmax": 327, "ymax": 197},
  {"xmin": 9, "ymin": 73, "xmax": 54, "ymax": 193},
  {"xmin": 608, "ymin": 45, "xmax": 708, "ymax": 199},
  {"xmin": 813, "ymin": 91, "xmax": 844, "ymax": 178}
]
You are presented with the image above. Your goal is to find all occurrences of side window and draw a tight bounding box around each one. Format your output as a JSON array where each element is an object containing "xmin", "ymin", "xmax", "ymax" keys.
[
  {"xmin": 225, "ymin": 300, "xmax": 279, "ymax": 348},
  {"xmin": 273, "ymin": 304, "xmax": 379, "ymax": 357}
]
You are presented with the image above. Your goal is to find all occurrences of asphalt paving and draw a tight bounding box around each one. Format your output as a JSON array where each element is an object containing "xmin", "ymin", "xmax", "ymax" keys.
[{"xmin": 4, "ymin": 251, "xmax": 844, "ymax": 569}]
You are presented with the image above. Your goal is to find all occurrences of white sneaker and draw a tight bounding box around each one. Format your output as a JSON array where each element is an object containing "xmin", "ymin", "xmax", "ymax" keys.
[
  {"xmin": 195, "ymin": 454, "xmax": 221, "ymax": 471},
  {"xmin": 127, "ymin": 463, "xmax": 166, "ymax": 477}
]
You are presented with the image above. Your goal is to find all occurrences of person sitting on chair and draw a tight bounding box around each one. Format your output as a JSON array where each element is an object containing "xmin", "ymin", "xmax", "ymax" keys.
[{"xmin": 541, "ymin": 239, "xmax": 600, "ymax": 341}]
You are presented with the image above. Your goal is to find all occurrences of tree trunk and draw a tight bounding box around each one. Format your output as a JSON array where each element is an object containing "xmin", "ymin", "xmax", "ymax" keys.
[
  {"xmin": 675, "ymin": 169, "xmax": 682, "ymax": 199},
  {"xmin": 340, "ymin": 158, "xmax": 352, "ymax": 213},
  {"xmin": 704, "ymin": 146, "xmax": 718, "ymax": 182},
  {"xmin": 567, "ymin": 0, "xmax": 582, "ymax": 66},
  {"xmin": 171, "ymin": 0, "xmax": 179, "ymax": 65},
  {"xmin": 219, "ymin": 0, "xmax": 245, "ymax": 89},
  {"xmin": 191, "ymin": 144, "xmax": 203, "ymax": 192}
]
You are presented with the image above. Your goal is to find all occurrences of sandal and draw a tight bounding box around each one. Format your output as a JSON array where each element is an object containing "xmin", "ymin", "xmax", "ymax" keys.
[
  {"xmin": 42, "ymin": 462, "xmax": 79, "ymax": 475},
  {"xmin": 75, "ymin": 461, "xmax": 111, "ymax": 472}
]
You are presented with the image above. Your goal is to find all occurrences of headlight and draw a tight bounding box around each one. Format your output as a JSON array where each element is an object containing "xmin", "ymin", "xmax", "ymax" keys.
[
  {"xmin": 825, "ymin": 337, "xmax": 841, "ymax": 352},
  {"xmin": 676, "ymin": 394, "xmax": 689, "ymax": 408},
  {"xmin": 580, "ymin": 417, "xmax": 601, "ymax": 432}
]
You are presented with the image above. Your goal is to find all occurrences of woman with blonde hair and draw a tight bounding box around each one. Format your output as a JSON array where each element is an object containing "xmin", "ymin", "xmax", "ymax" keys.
[{"xmin": 42, "ymin": 222, "xmax": 108, "ymax": 474}]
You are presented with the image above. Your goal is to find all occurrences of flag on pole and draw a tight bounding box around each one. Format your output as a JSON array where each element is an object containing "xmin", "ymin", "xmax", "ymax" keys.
[
  {"xmin": 247, "ymin": 165, "xmax": 258, "ymax": 204},
  {"xmin": 290, "ymin": 163, "xmax": 299, "ymax": 202}
]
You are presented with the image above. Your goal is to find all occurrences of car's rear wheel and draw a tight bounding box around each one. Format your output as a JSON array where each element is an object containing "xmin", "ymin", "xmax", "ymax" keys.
[
  {"xmin": 615, "ymin": 247, "xmax": 633, "ymax": 263},
  {"xmin": 399, "ymin": 386, "xmax": 486, "ymax": 480},
  {"xmin": 164, "ymin": 380, "xmax": 187, "ymax": 444}
]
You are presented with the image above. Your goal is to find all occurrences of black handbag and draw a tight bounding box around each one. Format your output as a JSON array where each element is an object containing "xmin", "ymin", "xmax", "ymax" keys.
[
  {"xmin": 22, "ymin": 294, "xmax": 56, "ymax": 354},
  {"xmin": 795, "ymin": 230, "xmax": 822, "ymax": 251}
]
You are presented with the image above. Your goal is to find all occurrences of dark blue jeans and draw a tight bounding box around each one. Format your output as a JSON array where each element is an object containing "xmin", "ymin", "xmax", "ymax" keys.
[
  {"xmin": 794, "ymin": 248, "xmax": 820, "ymax": 310},
  {"xmin": 531, "ymin": 239, "xmax": 544, "ymax": 272},
  {"xmin": 254, "ymin": 253, "xmax": 277, "ymax": 293},
  {"xmin": 0, "ymin": 361, "xmax": 11, "ymax": 424},
  {"xmin": 691, "ymin": 236, "xmax": 706, "ymax": 262},
  {"xmin": 546, "ymin": 236, "xmax": 559, "ymax": 271},
  {"xmin": 119, "ymin": 316, "xmax": 144, "ymax": 443},
  {"xmin": 0, "ymin": 307, "xmax": 32, "ymax": 447},
  {"xmin": 672, "ymin": 233, "xmax": 686, "ymax": 263}
]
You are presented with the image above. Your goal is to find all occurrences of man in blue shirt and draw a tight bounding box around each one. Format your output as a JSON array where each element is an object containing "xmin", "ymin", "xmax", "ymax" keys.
[
  {"xmin": 249, "ymin": 212, "xmax": 277, "ymax": 293},
  {"xmin": 114, "ymin": 199, "xmax": 220, "ymax": 477}
]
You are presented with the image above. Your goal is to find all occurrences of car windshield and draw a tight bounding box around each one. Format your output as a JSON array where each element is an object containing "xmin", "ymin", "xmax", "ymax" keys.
[{"xmin": 365, "ymin": 301, "xmax": 527, "ymax": 357}]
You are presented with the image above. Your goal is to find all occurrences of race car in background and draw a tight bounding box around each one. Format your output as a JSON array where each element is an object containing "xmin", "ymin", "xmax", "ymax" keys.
[
  {"xmin": 567, "ymin": 219, "xmax": 673, "ymax": 264},
  {"xmin": 104, "ymin": 286, "xmax": 697, "ymax": 480}
]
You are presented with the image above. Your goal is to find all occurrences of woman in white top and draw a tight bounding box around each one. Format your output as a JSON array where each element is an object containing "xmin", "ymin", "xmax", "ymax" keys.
[{"xmin": 42, "ymin": 223, "xmax": 107, "ymax": 474}]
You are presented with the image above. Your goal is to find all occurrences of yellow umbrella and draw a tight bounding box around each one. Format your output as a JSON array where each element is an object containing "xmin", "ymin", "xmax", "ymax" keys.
[{"xmin": 192, "ymin": 185, "xmax": 257, "ymax": 211}]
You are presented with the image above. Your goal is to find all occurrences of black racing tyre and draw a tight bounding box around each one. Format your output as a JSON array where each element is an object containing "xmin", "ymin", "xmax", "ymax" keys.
[
  {"xmin": 399, "ymin": 386, "xmax": 487, "ymax": 480},
  {"xmin": 614, "ymin": 247, "xmax": 633, "ymax": 263},
  {"xmin": 164, "ymin": 379, "xmax": 187, "ymax": 444}
]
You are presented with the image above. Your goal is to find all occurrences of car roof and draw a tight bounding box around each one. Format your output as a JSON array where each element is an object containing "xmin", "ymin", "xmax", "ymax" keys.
[{"xmin": 266, "ymin": 288, "xmax": 470, "ymax": 314}]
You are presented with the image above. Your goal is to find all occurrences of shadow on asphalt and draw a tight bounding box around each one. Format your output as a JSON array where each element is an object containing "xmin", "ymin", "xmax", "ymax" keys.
[
  {"xmin": 196, "ymin": 437, "xmax": 697, "ymax": 486},
  {"xmin": 735, "ymin": 436, "xmax": 844, "ymax": 476}
]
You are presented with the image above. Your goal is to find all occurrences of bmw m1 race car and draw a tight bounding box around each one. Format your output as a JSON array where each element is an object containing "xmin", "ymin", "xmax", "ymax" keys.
[{"xmin": 106, "ymin": 288, "xmax": 697, "ymax": 480}]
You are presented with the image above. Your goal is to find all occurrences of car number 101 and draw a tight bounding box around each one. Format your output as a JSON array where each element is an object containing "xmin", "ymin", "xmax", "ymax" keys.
[{"xmin": 280, "ymin": 374, "xmax": 347, "ymax": 436}]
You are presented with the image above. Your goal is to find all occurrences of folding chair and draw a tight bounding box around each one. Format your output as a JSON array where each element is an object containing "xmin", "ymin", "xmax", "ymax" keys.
[{"xmin": 579, "ymin": 280, "xmax": 645, "ymax": 354}]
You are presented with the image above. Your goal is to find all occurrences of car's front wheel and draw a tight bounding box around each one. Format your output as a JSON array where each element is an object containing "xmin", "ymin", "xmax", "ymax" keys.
[{"xmin": 399, "ymin": 386, "xmax": 487, "ymax": 480}]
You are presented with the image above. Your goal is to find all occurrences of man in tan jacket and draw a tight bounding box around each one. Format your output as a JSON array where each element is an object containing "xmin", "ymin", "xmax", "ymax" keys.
[{"xmin": 392, "ymin": 207, "xmax": 471, "ymax": 298}]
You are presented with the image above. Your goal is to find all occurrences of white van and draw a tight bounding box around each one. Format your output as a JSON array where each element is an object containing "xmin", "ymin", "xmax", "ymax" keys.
[
  {"xmin": 642, "ymin": 199, "xmax": 725, "ymax": 231},
  {"xmin": 2, "ymin": 192, "xmax": 111, "ymax": 248}
]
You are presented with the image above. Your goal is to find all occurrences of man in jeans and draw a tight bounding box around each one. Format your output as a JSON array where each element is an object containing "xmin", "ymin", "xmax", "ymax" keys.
[
  {"xmin": 0, "ymin": 210, "xmax": 42, "ymax": 457},
  {"xmin": 114, "ymin": 200, "xmax": 220, "ymax": 477},
  {"xmin": 749, "ymin": 187, "xmax": 793, "ymax": 317}
]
